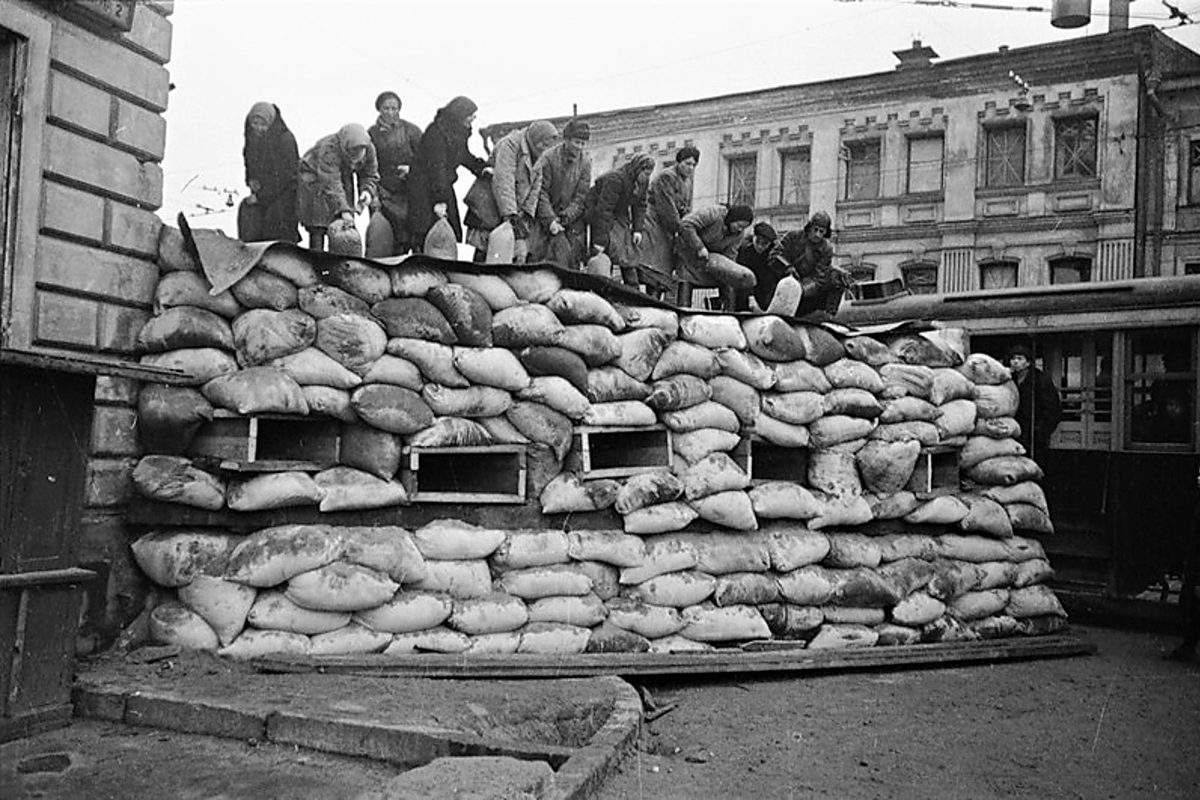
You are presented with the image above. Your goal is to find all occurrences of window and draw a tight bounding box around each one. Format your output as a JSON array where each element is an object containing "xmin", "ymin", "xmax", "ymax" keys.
[
  {"xmin": 849, "ymin": 262, "xmax": 876, "ymax": 283},
  {"xmin": 1186, "ymin": 262, "xmax": 1200, "ymax": 276},
  {"xmin": 727, "ymin": 156, "xmax": 756, "ymax": 207},
  {"xmin": 901, "ymin": 262, "xmax": 938, "ymax": 295},
  {"xmin": 1, "ymin": 30, "xmax": 20, "ymax": 298},
  {"xmin": 980, "ymin": 260, "xmax": 1019, "ymax": 289},
  {"xmin": 907, "ymin": 136, "xmax": 943, "ymax": 193},
  {"xmin": 1045, "ymin": 333, "xmax": 1113, "ymax": 450},
  {"xmin": 1054, "ymin": 116, "xmax": 1098, "ymax": 179},
  {"xmin": 1050, "ymin": 256, "xmax": 1091, "ymax": 284},
  {"xmin": 1189, "ymin": 139, "xmax": 1200, "ymax": 205},
  {"xmin": 844, "ymin": 140, "xmax": 880, "ymax": 200},
  {"xmin": 779, "ymin": 149, "xmax": 810, "ymax": 207},
  {"xmin": 1128, "ymin": 329, "xmax": 1195, "ymax": 447},
  {"xmin": 984, "ymin": 125, "xmax": 1025, "ymax": 188}
]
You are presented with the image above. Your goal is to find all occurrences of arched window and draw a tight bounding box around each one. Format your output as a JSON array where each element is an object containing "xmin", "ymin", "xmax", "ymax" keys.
[
  {"xmin": 1049, "ymin": 256, "xmax": 1091, "ymax": 285},
  {"xmin": 901, "ymin": 261, "xmax": 939, "ymax": 295},
  {"xmin": 979, "ymin": 259, "xmax": 1019, "ymax": 290}
]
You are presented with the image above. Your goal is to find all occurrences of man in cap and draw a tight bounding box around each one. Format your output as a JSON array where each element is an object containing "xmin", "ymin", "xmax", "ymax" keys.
[
  {"xmin": 467, "ymin": 119, "xmax": 559, "ymax": 263},
  {"xmin": 531, "ymin": 118, "xmax": 592, "ymax": 268},
  {"xmin": 675, "ymin": 203, "xmax": 757, "ymax": 309},
  {"xmin": 733, "ymin": 221, "xmax": 779, "ymax": 311},
  {"xmin": 769, "ymin": 210, "xmax": 853, "ymax": 316}
]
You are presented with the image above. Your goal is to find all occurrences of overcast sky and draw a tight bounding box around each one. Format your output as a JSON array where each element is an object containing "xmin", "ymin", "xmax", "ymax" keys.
[{"xmin": 158, "ymin": 0, "xmax": 1200, "ymax": 234}]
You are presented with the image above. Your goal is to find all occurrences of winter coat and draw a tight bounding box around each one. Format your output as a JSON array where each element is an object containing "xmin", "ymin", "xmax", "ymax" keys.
[
  {"xmin": 735, "ymin": 239, "xmax": 785, "ymax": 310},
  {"xmin": 529, "ymin": 142, "xmax": 592, "ymax": 267},
  {"xmin": 240, "ymin": 105, "xmax": 299, "ymax": 242},
  {"xmin": 1014, "ymin": 367, "xmax": 1062, "ymax": 458},
  {"xmin": 638, "ymin": 164, "xmax": 693, "ymax": 276},
  {"xmin": 491, "ymin": 128, "xmax": 543, "ymax": 220},
  {"xmin": 678, "ymin": 205, "xmax": 744, "ymax": 265},
  {"xmin": 407, "ymin": 109, "xmax": 489, "ymax": 243},
  {"xmin": 368, "ymin": 116, "xmax": 423, "ymax": 197},
  {"xmin": 296, "ymin": 126, "xmax": 380, "ymax": 229},
  {"xmin": 584, "ymin": 160, "xmax": 648, "ymax": 256},
  {"xmin": 769, "ymin": 228, "xmax": 849, "ymax": 314}
]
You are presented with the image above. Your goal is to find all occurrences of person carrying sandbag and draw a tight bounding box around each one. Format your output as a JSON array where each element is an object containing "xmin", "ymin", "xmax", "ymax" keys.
[
  {"xmin": 238, "ymin": 102, "xmax": 300, "ymax": 244},
  {"xmin": 296, "ymin": 123, "xmax": 379, "ymax": 252},
  {"xmin": 675, "ymin": 203, "xmax": 756, "ymax": 310},
  {"xmin": 585, "ymin": 153, "xmax": 655, "ymax": 283},
  {"xmin": 530, "ymin": 118, "xmax": 593, "ymax": 269},
  {"xmin": 408, "ymin": 96, "xmax": 491, "ymax": 253},
  {"xmin": 365, "ymin": 91, "xmax": 423, "ymax": 257},
  {"xmin": 639, "ymin": 146, "xmax": 699, "ymax": 283},
  {"xmin": 766, "ymin": 210, "xmax": 854, "ymax": 317},
  {"xmin": 466, "ymin": 120, "xmax": 558, "ymax": 264}
]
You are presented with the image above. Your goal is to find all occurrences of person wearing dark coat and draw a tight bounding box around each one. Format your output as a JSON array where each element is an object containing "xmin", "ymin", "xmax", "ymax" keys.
[
  {"xmin": 530, "ymin": 118, "xmax": 592, "ymax": 268},
  {"xmin": 769, "ymin": 210, "xmax": 852, "ymax": 316},
  {"xmin": 407, "ymin": 95, "xmax": 490, "ymax": 247},
  {"xmin": 733, "ymin": 222, "xmax": 779, "ymax": 311},
  {"xmin": 1008, "ymin": 344, "xmax": 1063, "ymax": 464},
  {"xmin": 638, "ymin": 146, "xmax": 698, "ymax": 279},
  {"xmin": 365, "ymin": 90, "xmax": 423, "ymax": 256},
  {"xmin": 237, "ymin": 101, "xmax": 299, "ymax": 243},
  {"xmin": 676, "ymin": 203, "xmax": 756, "ymax": 308},
  {"xmin": 584, "ymin": 152, "xmax": 655, "ymax": 283},
  {"xmin": 296, "ymin": 123, "xmax": 380, "ymax": 251}
]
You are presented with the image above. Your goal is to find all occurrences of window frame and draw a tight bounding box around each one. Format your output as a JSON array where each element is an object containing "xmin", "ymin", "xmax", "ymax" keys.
[
  {"xmin": 1122, "ymin": 328, "xmax": 1197, "ymax": 452},
  {"xmin": 1049, "ymin": 255, "xmax": 1092, "ymax": 285},
  {"xmin": 982, "ymin": 123, "xmax": 1027, "ymax": 189},
  {"xmin": 905, "ymin": 134, "xmax": 944, "ymax": 195},
  {"xmin": 726, "ymin": 154, "xmax": 757, "ymax": 208},
  {"xmin": 1053, "ymin": 114, "xmax": 1099, "ymax": 181},
  {"xmin": 778, "ymin": 147, "xmax": 811, "ymax": 208},
  {"xmin": 979, "ymin": 258, "xmax": 1020, "ymax": 290},
  {"xmin": 842, "ymin": 138, "xmax": 881, "ymax": 201},
  {"xmin": 900, "ymin": 260, "xmax": 939, "ymax": 295},
  {"xmin": 1188, "ymin": 138, "xmax": 1200, "ymax": 206}
]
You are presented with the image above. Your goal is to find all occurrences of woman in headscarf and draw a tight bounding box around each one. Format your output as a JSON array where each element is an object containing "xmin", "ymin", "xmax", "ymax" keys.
[
  {"xmin": 365, "ymin": 90, "xmax": 424, "ymax": 257},
  {"xmin": 237, "ymin": 101, "xmax": 299, "ymax": 243},
  {"xmin": 584, "ymin": 152, "xmax": 655, "ymax": 284},
  {"xmin": 407, "ymin": 95, "xmax": 491, "ymax": 248},
  {"xmin": 296, "ymin": 123, "xmax": 380, "ymax": 251}
]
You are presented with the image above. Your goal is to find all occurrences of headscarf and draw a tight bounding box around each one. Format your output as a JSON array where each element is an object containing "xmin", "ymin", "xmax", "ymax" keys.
[
  {"xmin": 563, "ymin": 119, "xmax": 590, "ymax": 141},
  {"xmin": 246, "ymin": 101, "xmax": 276, "ymax": 129},
  {"xmin": 622, "ymin": 153, "xmax": 655, "ymax": 182},
  {"xmin": 725, "ymin": 204, "xmax": 754, "ymax": 226},
  {"xmin": 526, "ymin": 120, "xmax": 559, "ymax": 151},
  {"xmin": 337, "ymin": 123, "xmax": 371, "ymax": 160},
  {"xmin": 439, "ymin": 96, "xmax": 478, "ymax": 129}
]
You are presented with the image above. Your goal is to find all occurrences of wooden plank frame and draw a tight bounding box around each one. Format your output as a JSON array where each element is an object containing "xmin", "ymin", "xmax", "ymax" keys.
[
  {"xmin": 566, "ymin": 424, "xmax": 673, "ymax": 479},
  {"xmin": 906, "ymin": 444, "xmax": 962, "ymax": 497},
  {"xmin": 401, "ymin": 444, "xmax": 527, "ymax": 504},
  {"xmin": 187, "ymin": 411, "xmax": 340, "ymax": 471}
]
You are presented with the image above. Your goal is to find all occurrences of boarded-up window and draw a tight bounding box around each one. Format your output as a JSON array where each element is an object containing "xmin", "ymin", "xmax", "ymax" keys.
[
  {"xmin": 1050, "ymin": 256, "xmax": 1091, "ymax": 284},
  {"xmin": 844, "ymin": 140, "xmax": 880, "ymax": 200},
  {"xmin": 779, "ymin": 149, "xmax": 810, "ymax": 206},
  {"xmin": 984, "ymin": 125, "xmax": 1025, "ymax": 188},
  {"xmin": 980, "ymin": 260, "xmax": 1019, "ymax": 289},
  {"xmin": 907, "ymin": 136, "xmax": 943, "ymax": 193},
  {"xmin": 902, "ymin": 262, "xmax": 938, "ymax": 294},
  {"xmin": 1055, "ymin": 116, "xmax": 1098, "ymax": 179},
  {"xmin": 727, "ymin": 156, "xmax": 756, "ymax": 207}
]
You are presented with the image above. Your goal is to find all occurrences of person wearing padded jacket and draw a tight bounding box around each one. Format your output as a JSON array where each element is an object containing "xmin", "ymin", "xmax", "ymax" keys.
[
  {"xmin": 585, "ymin": 152, "xmax": 655, "ymax": 284},
  {"xmin": 238, "ymin": 101, "xmax": 300, "ymax": 243},
  {"xmin": 296, "ymin": 123, "xmax": 379, "ymax": 251},
  {"xmin": 407, "ymin": 95, "xmax": 491, "ymax": 247}
]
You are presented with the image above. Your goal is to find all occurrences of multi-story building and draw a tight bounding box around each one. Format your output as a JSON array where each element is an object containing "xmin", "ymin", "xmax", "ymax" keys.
[{"xmin": 483, "ymin": 24, "xmax": 1200, "ymax": 614}]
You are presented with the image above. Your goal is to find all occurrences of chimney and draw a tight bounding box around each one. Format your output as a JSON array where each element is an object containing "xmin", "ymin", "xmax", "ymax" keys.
[
  {"xmin": 1109, "ymin": 0, "xmax": 1131, "ymax": 31},
  {"xmin": 893, "ymin": 39, "xmax": 939, "ymax": 70}
]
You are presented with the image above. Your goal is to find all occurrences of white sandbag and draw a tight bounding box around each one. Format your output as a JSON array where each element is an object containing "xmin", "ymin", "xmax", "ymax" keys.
[
  {"xmin": 929, "ymin": 368, "xmax": 975, "ymax": 406},
  {"xmin": 691, "ymin": 490, "xmax": 757, "ymax": 530},
  {"xmin": 764, "ymin": 527, "xmax": 830, "ymax": 571},
  {"xmin": 315, "ymin": 312, "xmax": 388, "ymax": 369},
  {"xmin": 448, "ymin": 592, "xmax": 529, "ymax": 634},
  {"xmin": 613, "ymin": 304, "xmax": 680, "ymax": 338},
  {"xmin": 409, "ymin": 560, "xmax": 493, "ymax": 599},
  {"xmin": 936, "ymin": 534, "xmax": 1012, "ymax": 563},
  {"xmin": 501, "ymin": 269, "xmax": 561, "ymax": 304},
  {"xmin": 709, "ymin": 375, "xmax": 761, "ymax": 427},
  {"xmin": 957, "ymin": 352, "xmax": 1011, "ymax": 385},
  {"xmin": 973, "ymin": 416, "xmax": 1022, "ymax": 439},
  {"xmin": 633, "ymin": 571, "xmax": 717, "ymax": 608},
  {"xmin": 773, "ymin": 360, "xmax": 833, "ymax": 393},
  {"xmin": 622, "ymin": 501, "xmax": 699, "ymax": 535},
  {"xmin": 662, "ymin": 401, "xmax": 741, "ymax": 434},
  {"xmin": 606, "ymin": 598, "xmax": 684, "ymax": 638},
  {"xmin": 336, "ymin": 526, "xmax": 426, "ymax": 584},
  {"xmin": 464, "ymin": 631, "xmax": 522, "ymax": 654},
  {"xmin": 656, "ymin": 532, "xmax": 770, "ymax": 575},
  {"xmin": 247, "ymin": 590, "xmax": 351, "ymax": 634},
  {"xmin": 749, "ymin": 482, "xmax": 824, "ymax": 520},
  {"xmin": 517, "ymin": 376, "xmax": 590, "ymax": 419},
  {"xmin": 309, "ymin": 622, "xmax": 392, "ymax": 655},
  {"xmin": 762, "ymin": 391, "xmax": 825, "ymax": 426},
  {"xmin": 354, "ymin": 591, "xmax": 453, "ymax": 633},
  {"xmin": 807, "ymin": 623, "xmax": 879, "ymax": 649},
  {"xmin": 870, "ymin": 421, "xmax": 940, "ymax": 446},
  {"xmin": 547, "ymin": 290, "xmax": 625, "ymax": 331},
  {"xmin": 285, "ymin": 562, "xmax": 399, "ymax": 612},
  {"xmin": 973, "ymin": 382, "xmax": 1020, "ymax": 419},
  {"xmin": 408, "ymin": 417, "xmax": 494, "ymax": 448},
  {"xmin": 178, "ymin": 574, "xmax": 256, "ymax": 646},
  {"xmin": 232, "ymin": 308, "xmax": 316, "ymax": 366},
  {"xmin": 495, "ymin": 565, "xmax": 593, "ymax": 599},
  {"xmin": 647, "ymin": 635, "xmax": 715, "ymax": 654},
  {"xmin": 492, "ymin": 303, "xmax": 568, "ymax": 348},
  {"xmin": 752, "ymin": 413, "xmax": 810, "ymax": 448},
  {"xmin": 680, "ymin": 603, "xmax": 770, "ymax": 641},
  {"xmin": 672, "ymin": 428, "xmax": 741, "ymax": 462},
  {"xmin": 150, "ymin": 602, "xmax": 220, "ymax": 650},
  {"xmin": 506, "ymin": 401, "xmax": 573, "ymax": 460},
  {"xmin": 615, "ymin": 471, "xmax": 684, "ymax": 515},
  {"xmin": 948, "ymin": 589, "xmax": 1012, "ymax": 622},
  {"xmin": 856, "ymin": 439, "xmax": 921, "ymax": 496},
  {"xmin": 904, "ymin": 495, "xmax": 970, "ymax": 525},
  {"xmin": 877, "ymin": 533, "xmax": 939, "ymax": 562},
  {"xmin": 807, "ymin": 493, "xmax": 873, "ymax": 530},
  {"xmin": 451, "ymin": 347, "xmax": 531, "ymax": 392},
  {"xmin": 219, "ymin": 629, "xmax": 311, "ymax": 660},
  {"xmin": 867, "ymin": 491, "xmax": 921, "ymax": 520},
  {"xmin": 355, "ymin": 355, "xmax": 424, "ymax": 390},
  {"xmin": 226, "ymin": 471, "xmax": 323, "ymax": 512},
  {"xmin": 559, "ymin": 324, "xmax": 623, "ymax": 367},
  {"xmin": 301, "ymin": 385, "xmax": 357, "ymax": 421},
  {"xmin": 891, "ymin": 591, "xmax": 946, "ymax": 627},
  {"xmin": 231, "ymin": 268, "xmax": 299, "ymax": 310},
  {"xmin": 491, "ymin": 530, "xmax": 570, "ymax": 570},
  {"xmin": 824, "ymin": 533, "xmax": 882, "ymax": 569},
  {"xmin": 202, "ymin": 367, "xmax": 308, "ymax": 415},
  {"xmin": 140, "ymin": 348, "xmax": 238, "ymax": 386},
  {"xmin": 879, "ymin": 396, "xmax": 940, "ymax": 424},
  {"xmin": 571, "ymin": 561, "xmax": 620, "ymax": 601},
  {"xmin": 387, "ymin": 338, "xmax": 469, "ymax": 387},
  {"xmin": 154, "ymin": 270, "xmax": 241, "ymax": 318},
  {"xmin": 526, "ymin": 593, "xmax": 607, "ymax": 627},
  {"xmin": 447, "ymin": 271, "xmax": 520, "ymax": 310},
  {"xmin": 477, "ymin": 414, "xmax": 532, "ymax": 444},
  {"xmin": 650, "ymin": 340, "xmax": 720, "ymax": 381},
  {"xmin": 958, "ymin": 494, "xmax": 1014, "ymax": 539},
  {"xmin": 421, "ymin": 384, "xmax": 512, "ymax": 418},
  {"xmin": 982, "ymin": 481, "xmax": 1049, "ymax": 514},
  {"xmin": 776, "ymin": 565, "xmax": 838, "ymax": 605},
  {"xmin": 384, "ymin": 626, "xmax": 471, "ymax": 654},
  {"xmin": 132, "ymin": 456, "xmax": 227, "ymax": 510},
  {"xmin": 976, "ymin": 561, "xmax": 1020, "ymax": 590},
  {"xmin": 927, "ymin": 560, "xmax": 986, "ymax": 601},
  {"xmin": 225, "ymin": 525, "xmax": 341, "ymax": 588},
  {"xmin": 959, "ymin": 436, "xmax": 1026, "ymax": 470},
  {"xmin": 539, "ymin": 473, "xmax": 620, "ymax": 514},
  {"xmin": 618, "ymin": 537, "xmax": 699, "ymax": 584},
  {"xmin": 965, "ymin": 456, "xmax": 1044, "ymax": 486},
  {"xmin": 824, "ymin": 358, "xmax": 884, "ymax": 394},
  {"xmin": 810, "ymin": 416, "xmax": 876, "ymax": 448},
  {"xmin": 808, "ymin": 450, "xmax": 863, "ymax": 496},
  {"xmin": 740, "ymin": 315, "xmax": 809, "ymax": 362},
  {"xmin": 388, "ymin": 263, "xmax": 448, "ymax": 297},
  {"xmin": 131, "ymin": 530, "xmax": 238, "ymax": 588},
  {"xmin": 716, "ymin": 348, "xmax": 776, "ymax": 390},
  {"xmin": 517, "ymin": 622, "xmax": 592, "ymax": 654},
  {"xmin": 680, "ymin": 315, "xmax": 746, "ymax": 350},
  {"xmin": 1013, "ymin": 558, "xmax": 1055, "ymax": 588},
  {"xmin": 682, "ymin": 452, "xmax": 750, "ymax": 500},
  {"xmin": 412, "ymin": 519, "xmax": 506, "ymax": 560},
  {"xmin": 314, "ymin": 467, "xmax": 407, "ymax": 512},
  {"xmin": 566, "ymin": 531, "xmax": 647, "ymax": 568},
  {"xmin": 583, "ymin": 400, "xmax": 657, "ymax": 427},
  {"xmin": 614, "ymin": 328, "xmax": 671, "ymax": 383}
]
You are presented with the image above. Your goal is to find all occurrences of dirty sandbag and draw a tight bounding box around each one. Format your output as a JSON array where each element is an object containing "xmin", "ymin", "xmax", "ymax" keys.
[
  {"xmin": 131, "ymin": 529, "xmax": 238, "ymax": 587},
  {"xmin": 231, "ymin": 267, "xmax": 299, "ymax": 311},
  {"xmin": 680, "ymin": 314, "xmax": 746, "ymax": 350},
  {"xmin": 287, "ymin": 563, "xmax": 399, "ymax": 612},
  {"xmin": 354, "ymin": 591, "xmax": 452, "ymax": 634},
  {"xmin": 428, "ymin": 283, "xmax": 493, "ymax": 347},
  {"xmin": 492, "ymin": 304, "xmax": 567, "ymax": 349},
  {"xmin": 351, "ymin": 384, "xmax": 433, "ymax": 434},
  {"xmin": 225, "ymin": 524, "xmax": 342, "ymax": 587},
  {"xmin": 226, "ymin": 471, "xmax": 324, "ymax": 512},
  {"xmin": 232, "ymin": 308, "xmax": 317, "ymax": 366},
  {"xmin": 138, "ymin": 307, "xmax": 235, "ymax": 353},
  {"xmin": 560, "ymin": 324, "xmax": 623, "ymax": 367},
  {"xmin": 327, "ymin": 218, "xmax": 363, "ymax": 257},
  {"xmin": 486, "ymin": 220, "xmax": 516, "ymax": 264},
  {"xmin": 504, "ymin": 268, "xmax": 562, "ymax": 304},
  {"xmin": 132, "ymin": 455, "xmax": 226, "ymax": 510},
  {"xmin": 517, "ymin": 622, "xmax": 592, "ymax": 655},
  {"xmin": 269, "ymin": 347, "xmax": 363, "ymax": 389},
  {"xmin": 138, "ymin": 384, "xmax": 213, "ymax": 454},
  {"xmin": 202, "ymin": 367, "xmax": 308, "ymax": 415},
  {"xmin": 339, "ymin": 424, "xmax": 401, "ymax": 479},
  {"xmin": 337, "ymin": 525, "xmax": 427, "ymax": 585},
  {"xmin": 765, "ymin": 274, "xmax": 802, "ymax": 317},
  {"xmin": 178, "ymin": 574, "xmax": 256, "ymax": 646},
  {"xmin": 154, "ymin": 271, "xmax": 242, "ymax": 318},
  {"xmin": 314, "ymin": 466, "xmax": 408, "ymax": 512},
  {"xmin": 546, "ymin": 289, "xmax": 626, "ymax": 332},
  {"xmin": 149, "ymin": 602, "xmax": 219, "ymax": 650},
  {"xmin": 423, "ymin": 206, "xmax": 459, "ymax": 259},
  {"xmin": 409, "ymin": 416, "xmax": 495, "ymax": 446}
]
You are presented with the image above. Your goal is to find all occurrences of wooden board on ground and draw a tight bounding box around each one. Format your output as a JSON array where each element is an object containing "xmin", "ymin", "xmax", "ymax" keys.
[{"xmin": 250, "ymin": 635, "xmax": 1095, "ymax": 680}]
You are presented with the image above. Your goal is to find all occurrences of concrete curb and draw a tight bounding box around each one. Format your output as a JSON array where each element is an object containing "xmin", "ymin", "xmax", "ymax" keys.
[{"xmin": 71, "ymin": 674, "xmax": 643, "ymax": 800}]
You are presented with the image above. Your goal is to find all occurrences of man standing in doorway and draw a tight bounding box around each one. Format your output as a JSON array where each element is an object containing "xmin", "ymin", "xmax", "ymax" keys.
[{"xmin": 1009, "ymin": 344, "xmax": 1062, "ymax": 464}]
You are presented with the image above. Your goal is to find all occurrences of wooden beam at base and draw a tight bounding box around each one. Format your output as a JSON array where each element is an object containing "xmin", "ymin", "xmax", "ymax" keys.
[{"xmin": 251, "ymin": 635, "xmax": 1096, "ymax": 679}]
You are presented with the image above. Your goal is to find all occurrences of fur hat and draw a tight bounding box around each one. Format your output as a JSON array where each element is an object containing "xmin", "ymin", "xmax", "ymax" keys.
[{"xmin": 725, "ymin": 204, "xmax": 754, "ymax": 226}]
